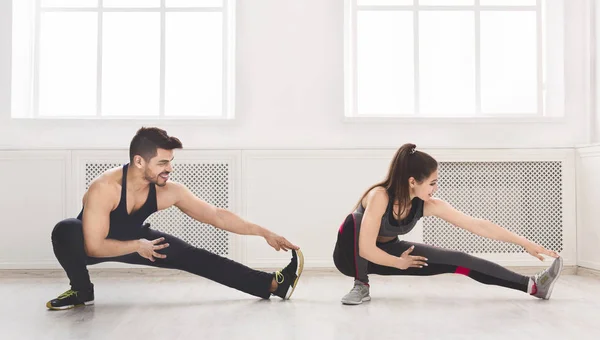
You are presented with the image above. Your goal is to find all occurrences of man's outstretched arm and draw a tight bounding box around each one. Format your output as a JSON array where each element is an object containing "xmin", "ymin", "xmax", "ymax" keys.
[{"xmin": 173, "ymin": 182, "xmax": 299, "ymax": 251}]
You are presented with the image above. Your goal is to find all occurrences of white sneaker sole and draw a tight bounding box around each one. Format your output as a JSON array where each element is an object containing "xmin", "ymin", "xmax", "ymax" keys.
[
  {"xmin": 46, "ymin": 300, "xmax": 94, "ymax": 310},
  {"xmin": 543, "ymin": 257, "xmax": 564, "ymax": 300},
  {"xmin": 342, "ymin": 296, "xmax": 371, "ymax": 305},
  {"xmin": 284, "ymin": 249, "xmax": 304, "ymax": 300}
]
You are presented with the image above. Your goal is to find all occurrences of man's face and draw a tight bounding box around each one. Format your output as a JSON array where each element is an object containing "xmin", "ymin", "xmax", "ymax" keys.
[{"xmin": 141, "ymin": 148, "xmax": 174, "ymax": 187}]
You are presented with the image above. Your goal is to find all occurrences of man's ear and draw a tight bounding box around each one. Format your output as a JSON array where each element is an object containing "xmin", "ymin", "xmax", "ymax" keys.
[{"xmin": 133, "ymin": 155, "xmax": 145, "ymax": 169}]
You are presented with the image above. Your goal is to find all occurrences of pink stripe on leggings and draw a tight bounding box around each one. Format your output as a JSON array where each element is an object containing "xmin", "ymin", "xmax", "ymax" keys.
[
  {"xmin": 352, "ymin": 214, "xmax": 359, "ymax": 280},
  {"xmin": 455, "ymin": 266, "xmax": 471, "ymax": 276}
]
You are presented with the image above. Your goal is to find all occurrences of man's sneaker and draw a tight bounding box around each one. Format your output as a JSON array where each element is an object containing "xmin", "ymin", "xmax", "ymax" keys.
[
  {"xmin": 341, "ymin": 280, "xmax": 371, "ymax": 305},
  {"xmin": 531, "ymin": 256, "xmax": 563, "ymax": 300},
  {"xmin": 272, "ymin": 249, "xmax": 304, "ymax": 300},
  {"xmin": 46, "ymin": 285, "xmax": 94, "ymax": 310}
]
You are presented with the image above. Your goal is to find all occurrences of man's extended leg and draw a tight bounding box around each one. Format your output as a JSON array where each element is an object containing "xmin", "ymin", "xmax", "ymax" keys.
[
  {"xmin": 140, "ymin": 226, "xmax": 303, "ymax": 300},
  {"xmin": 47, "ymin": 220, "xmax": 304, "ymax": 310}
]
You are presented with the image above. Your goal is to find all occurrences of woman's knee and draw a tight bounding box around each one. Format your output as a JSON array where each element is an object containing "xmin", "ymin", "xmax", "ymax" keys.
[
  {"xmin": 333, "ymin": 249, "xmax": 355, "ymax": 278},
  {"xmin": 442, "ymin": 249, "xmax": 477, "ymax": 267},
  {"xmin": 335, "ymin": 262, "xmax": 355, "ymax": 278}
]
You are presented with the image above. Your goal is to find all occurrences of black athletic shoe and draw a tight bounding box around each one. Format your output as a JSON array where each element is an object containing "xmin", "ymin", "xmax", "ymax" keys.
[
  {"xmin": 272, "ymin": 249, "xmax": 304, "ymax": 300},
  {"xmin": 46, "ymin": 285, "xmax": 94, "ymax": 310}
]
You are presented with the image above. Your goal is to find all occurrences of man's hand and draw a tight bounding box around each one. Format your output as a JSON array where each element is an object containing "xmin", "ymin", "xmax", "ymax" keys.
[
  {"xmin": 264, "ymin": 232, "xmax": 299, "ymax": 252},
  {"xmin": 523, "ymin": 241, "xmax": 559, "ymax": 261},
  {"xmin": 137, "ymin": 237, "xmax": 170, "ymax": 262}
]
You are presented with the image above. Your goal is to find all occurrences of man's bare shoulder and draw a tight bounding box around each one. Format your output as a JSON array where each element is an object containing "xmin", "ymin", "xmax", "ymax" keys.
[
  {"xmin": 89, "ymin": 167, "xmax": 122, "ymax": 191},
  {"xmin": 156, "ymin": 181, "xmax": 189, "ymax": 200},
  {"xmin": 155, "ymin": 181, "xmax": 188, "ymax": 210},
  {"xmin": 157, "ymin": 180, "xmax": 186, "ymax": 192},
  {"xmin": 83, "ymin": 167, "xmax": 122, "ymax": 207}
]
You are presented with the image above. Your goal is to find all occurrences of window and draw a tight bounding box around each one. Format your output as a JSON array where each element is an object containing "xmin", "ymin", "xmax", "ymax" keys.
[
  {"xmin": 11, "ymin": 0, "xmax": 235, "ymax": 119},
  {"xmin": 345, "ymin": 0, "xmax": 564, "ymax": 118}
]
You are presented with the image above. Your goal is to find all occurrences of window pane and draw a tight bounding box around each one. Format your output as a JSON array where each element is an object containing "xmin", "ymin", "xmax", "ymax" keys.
[
  {"xmin": 103, "ymin": 0, "xmax": 160, "ymax": 8},
  {"xmin": 39, "ymin": 13, "xmax": 97, "ymax": 116},
  {"xmin": 41, "ymin": 0, "xmax": 97, "ymax": 7},
  {"xmin": 480, "ymin": 0, "xmax": 536, "ymax": 6},
  {"xmin": 357, "ymin": 0, "xmax": 413, "ymax": 5},
  {"xmin": 419, "ymin": 11, "xmax": 475, "ymax": 115},
  {"xmin": 419, "ymin": 0, "xmax": 474, "ymax": 5},
  {"xmin": 356, "ymin": 11, "xmax": 414, "ymax": 115},
  {"xmin": 12, "ymin": 0, "xmax": 36, "ymax": 117},
  {"xmin": 102, "ymin": 13, "xmax": 160, "ymax": 116},
  {"xmin": 165, "ymin": 13, "xmax": 222, "ymax": 116},
  {"xmin": 481, "ymin": 11, "xmax": 537, "ymax": 114},
  {"xmin": 166, "ymin": 0, "xmax": 223, "ymax": 7}
]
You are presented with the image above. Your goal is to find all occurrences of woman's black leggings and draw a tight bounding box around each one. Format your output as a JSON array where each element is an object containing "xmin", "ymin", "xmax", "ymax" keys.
[{"xmin": 333, "ymin": 213, "xmax": 530, "ymax": 292}]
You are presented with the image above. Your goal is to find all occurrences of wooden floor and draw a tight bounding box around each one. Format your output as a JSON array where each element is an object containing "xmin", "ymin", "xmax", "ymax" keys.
[{"xmin": 1, "ymin": 269, "xmax": 599, "ymax": 340}]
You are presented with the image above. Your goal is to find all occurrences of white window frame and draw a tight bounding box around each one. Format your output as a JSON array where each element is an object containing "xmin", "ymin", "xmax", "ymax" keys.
[
  {"xmin": 344, "ymin": 0, "xmax": 565, "ymax": 122},
  {"xmin": 12, "ymin": 0, "xmax": 236, "ymax": 120}
]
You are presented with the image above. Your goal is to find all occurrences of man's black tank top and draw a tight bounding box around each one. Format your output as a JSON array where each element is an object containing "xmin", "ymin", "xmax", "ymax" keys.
[{"xmin": 77, "ymin": 164, "xmax": 158, "ymax": 240}]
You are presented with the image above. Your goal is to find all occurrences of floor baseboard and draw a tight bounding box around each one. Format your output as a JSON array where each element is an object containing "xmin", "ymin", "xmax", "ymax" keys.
[{"xmin": 0, "ymin": 265, "xmax": 587, "ymax": 279}]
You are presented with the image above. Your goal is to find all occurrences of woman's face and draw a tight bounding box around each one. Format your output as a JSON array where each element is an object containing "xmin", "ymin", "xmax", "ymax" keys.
[{"xmin": 410, "ymin": 170, "xmax": 438, "ymax": 201}]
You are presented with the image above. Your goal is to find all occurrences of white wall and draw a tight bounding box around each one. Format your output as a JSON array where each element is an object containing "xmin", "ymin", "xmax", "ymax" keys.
[
  {"xmin": 0, "ymin": 0, "xmax": 10, "ymax": 132},
  {"xmin": 586, "ymin": 0, "xmax": 600, "ymax": 144},
  {"xmin": 0, "ymin": 0, "xmax": 594, "ymax": 150},
  {"xmin": 0, "ymin": 151, "xmax": 71, "ymax": 268},
  {"xmin": 576, "ymin": 145, "xmax": 600, "ymax": 271},
  {"xmin": 576, "ymin": 1, "xmax": 600, "ymax": 271}
]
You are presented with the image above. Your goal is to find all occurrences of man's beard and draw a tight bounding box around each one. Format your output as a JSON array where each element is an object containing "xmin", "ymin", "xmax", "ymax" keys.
[{"xmin": 144, "ymin": 168, "xmax": 169, "ymax": 187}]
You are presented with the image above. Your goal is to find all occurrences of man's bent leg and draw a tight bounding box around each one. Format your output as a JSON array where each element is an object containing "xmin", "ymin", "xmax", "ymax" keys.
[{"xmin": 47, "ymin": 218, "xmax": 98, "ymax": 310}]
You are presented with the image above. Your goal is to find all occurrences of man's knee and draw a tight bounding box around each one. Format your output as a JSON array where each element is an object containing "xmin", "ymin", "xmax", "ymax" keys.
[
  {"xmin": 144, "ymin": 232, "xmax": 190, "ymax": 260},
  {"xmin": 51, "ymin": 218, "xmax": 82, "ymax": 242}
]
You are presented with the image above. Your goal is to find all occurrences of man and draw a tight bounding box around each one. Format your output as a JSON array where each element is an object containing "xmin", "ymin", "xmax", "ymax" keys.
[{"xmin": 47, "ymin": 127, "xmax": 303, "ymax": 310}]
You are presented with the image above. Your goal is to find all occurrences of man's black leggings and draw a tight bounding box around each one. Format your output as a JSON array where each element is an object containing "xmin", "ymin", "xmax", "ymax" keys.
[
  {"xmin": 51, "ymin": 218, "xmax": 274, "ymax": 299},
  {"xmin": 333, "ymin": 213, "xmax": 530, "ymax": 292}
]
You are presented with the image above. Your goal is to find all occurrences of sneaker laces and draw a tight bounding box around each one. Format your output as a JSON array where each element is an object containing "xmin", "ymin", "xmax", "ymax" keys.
[
  {"xmin": 57, "ymin": 289, "xmax": 78, "ymax": 300},
  {"xmin": 275, "ymin": 271, "xmax": 284, "ymax": 284},
  {"xmin": 533, "ymin": 267, "xmax": 550, "ymax": 284},
  {"xmin": 349, "ymin": 283, "xmax": 365, "ymax": 295}
]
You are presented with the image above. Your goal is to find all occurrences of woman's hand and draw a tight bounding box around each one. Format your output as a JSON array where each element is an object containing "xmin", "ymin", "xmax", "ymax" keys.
[
  {"xmin": 523, "ymin": 241, "xmax": 559, "ymax": 261},
  {"xmin": 395, "ymin": 245, "xmax": 429, "ymax": 269}
]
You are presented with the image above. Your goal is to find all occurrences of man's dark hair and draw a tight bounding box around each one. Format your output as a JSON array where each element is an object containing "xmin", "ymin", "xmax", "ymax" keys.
[{"xmin": 129, "ymin": 127, "xmax": 183, "ymax": 162}]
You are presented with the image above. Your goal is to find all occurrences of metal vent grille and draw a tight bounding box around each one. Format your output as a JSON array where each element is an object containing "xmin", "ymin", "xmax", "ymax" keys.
[
  {"xmin": 423, "ymin": 161, "xmax": 563, "ymax": 254},
  {"xmin": 84, "ymin": 162, "xmax": 230, "ymax": 256}
]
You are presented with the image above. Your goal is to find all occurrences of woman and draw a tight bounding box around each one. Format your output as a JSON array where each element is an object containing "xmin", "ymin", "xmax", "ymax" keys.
[{"xmin": 333, "ymin": 143, "xmax": 562, "ymax": 305}]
